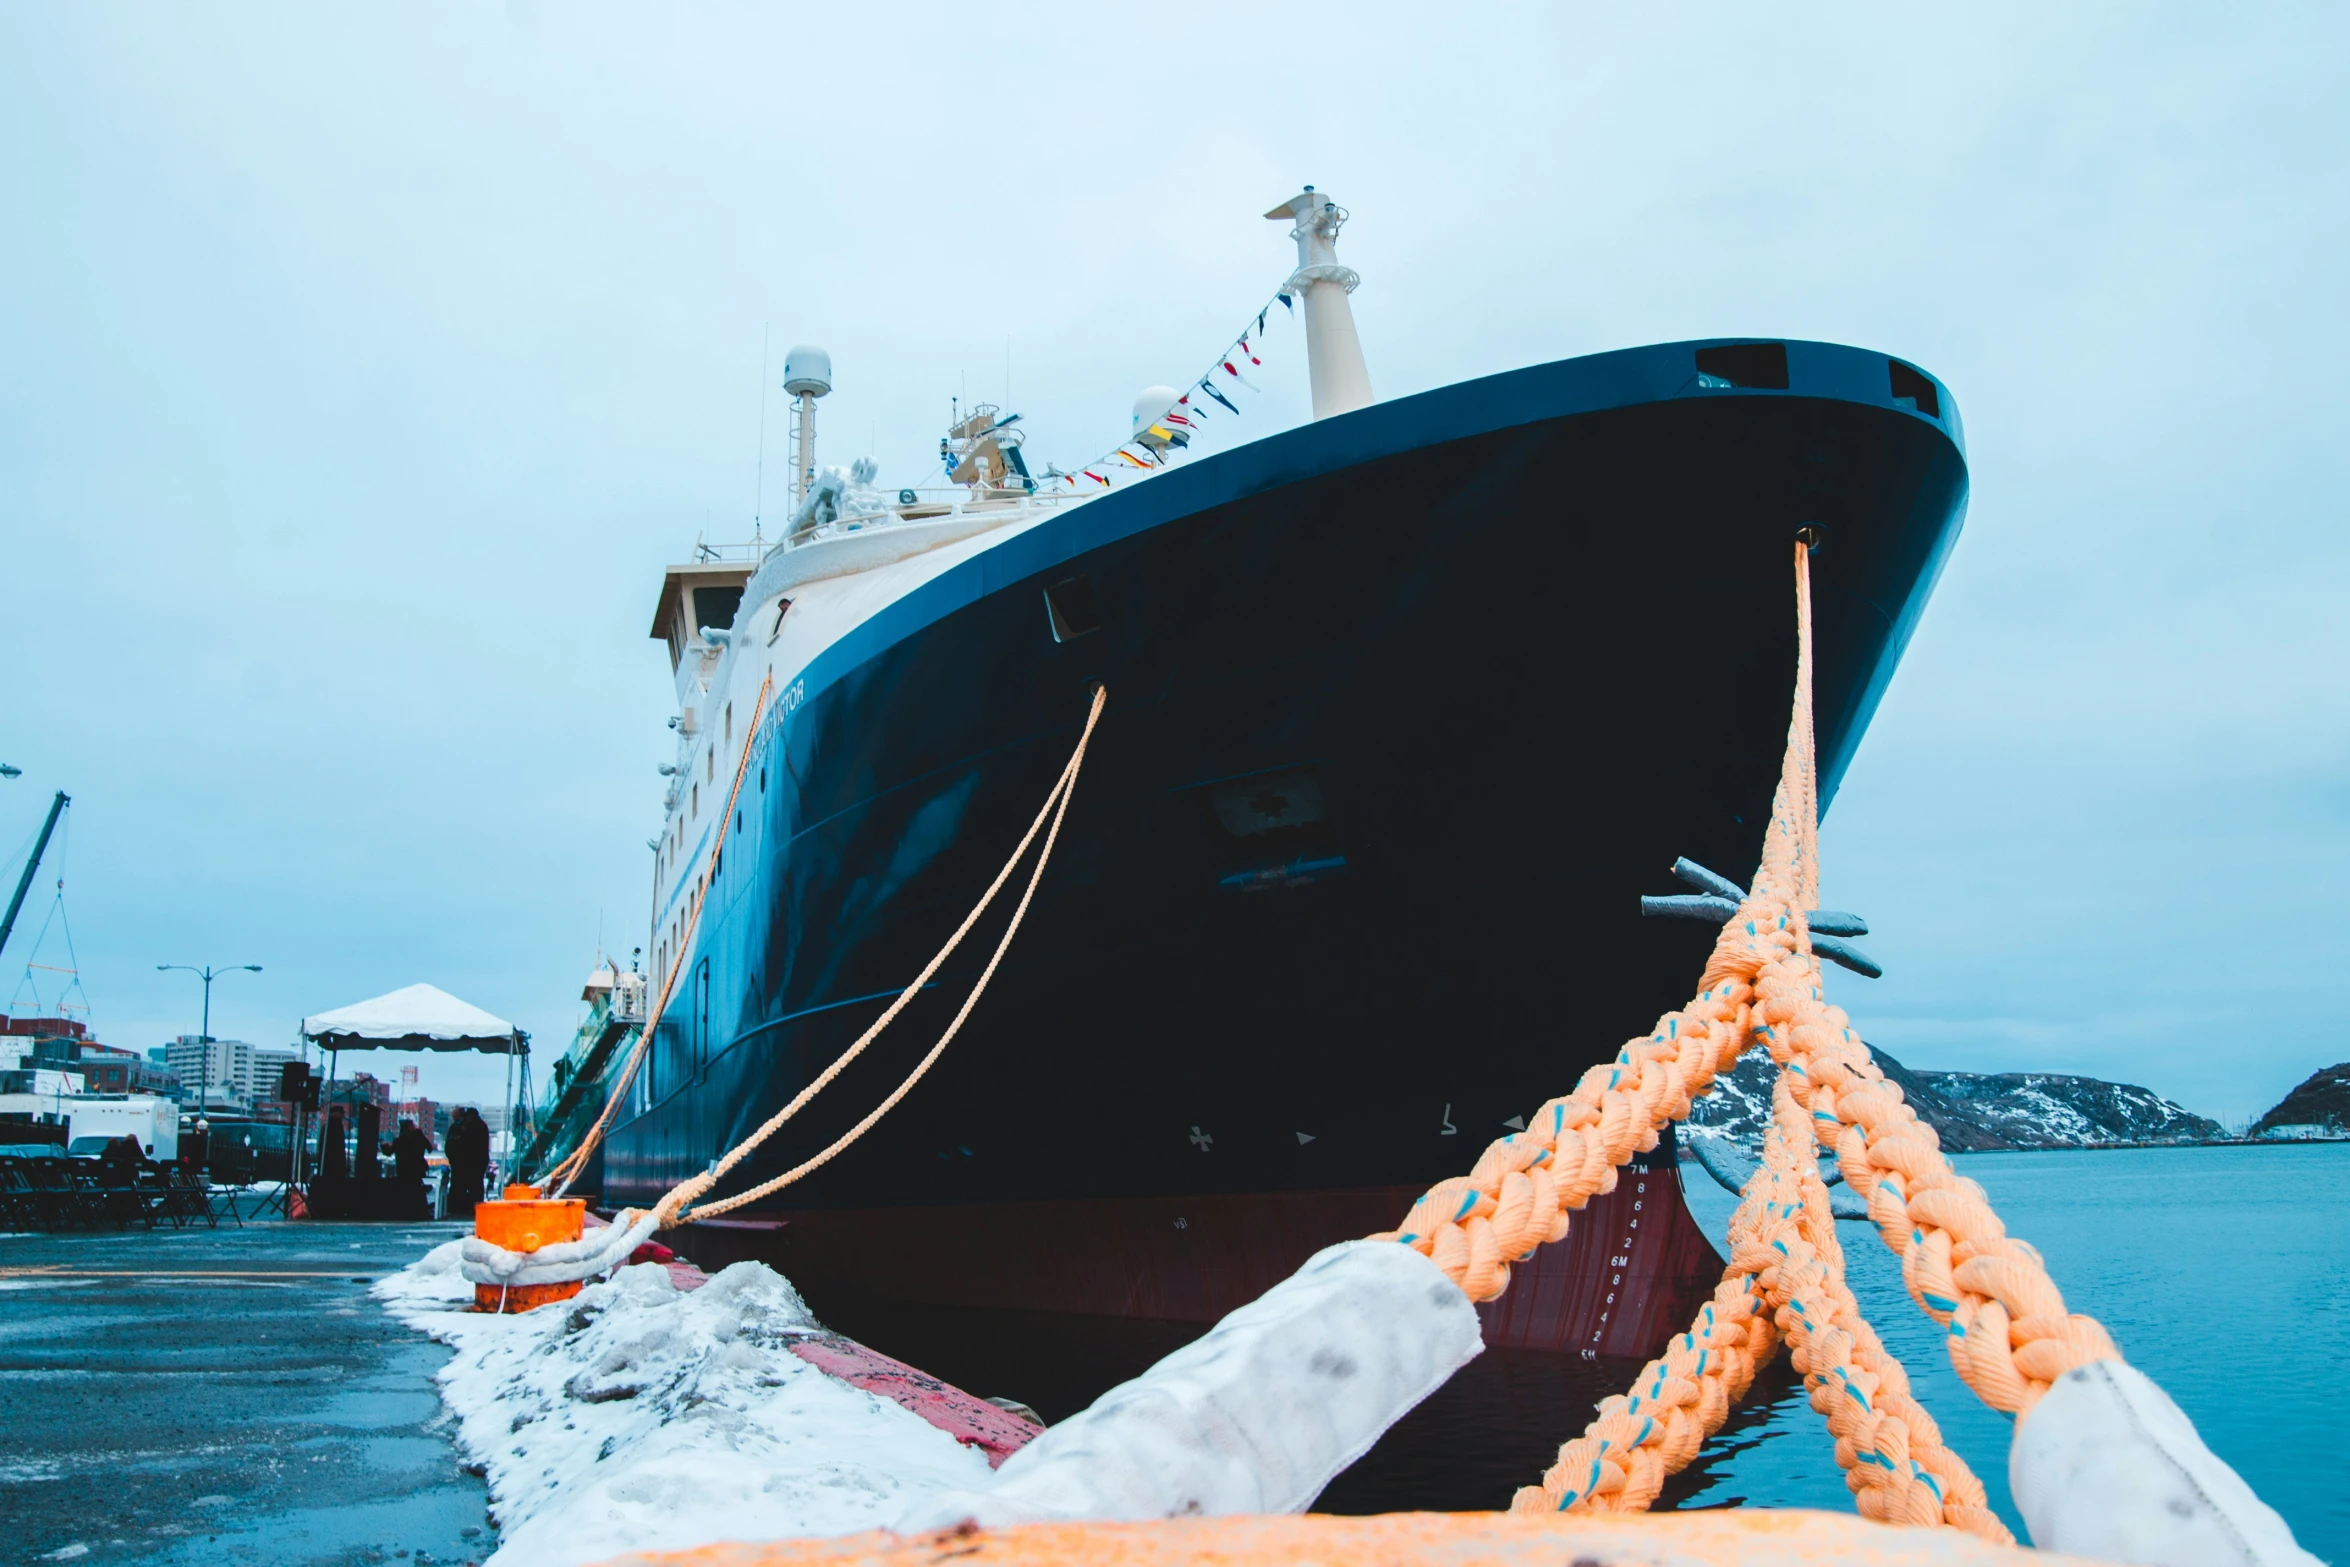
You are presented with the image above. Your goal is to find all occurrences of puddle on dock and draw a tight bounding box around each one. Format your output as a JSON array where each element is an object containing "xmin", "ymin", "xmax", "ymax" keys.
[{"xmin": 0, "ymin": 1222, "xmax": 493, "ymax": 1567}]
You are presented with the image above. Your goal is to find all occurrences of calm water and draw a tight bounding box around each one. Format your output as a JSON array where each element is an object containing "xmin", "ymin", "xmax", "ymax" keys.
[
  {"xmin": 1675, "ymin": 1143, "xmax": 2348, "ymax": 1557},
  {"xmin": 824, "ymin": 1144, "xmax": 2345, "ymax": 1557}
]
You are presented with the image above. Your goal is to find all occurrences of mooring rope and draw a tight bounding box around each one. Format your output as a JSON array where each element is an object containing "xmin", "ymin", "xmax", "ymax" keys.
[
  {"xmin": 544, "ymin": 683, "xmax": 1107, "ymax": 1231},
  {"xmin": 543, "ymin": 670, "xmax": 778, "ymax": 1195},
  {"xmin": 656, "ymin": 683, "xmax": 1107, "ymax": 1224},
  {"xmin": 1375, "ymin": 540, "xmax": 2119, "ymax": 1539}
]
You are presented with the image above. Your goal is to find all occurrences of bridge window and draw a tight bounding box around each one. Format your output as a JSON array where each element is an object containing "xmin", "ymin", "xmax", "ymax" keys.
[
  {"xmin": 1694, "ymin": 342, "xmax": 1788, "ymax": 390},
  {"xmin": 1888, "ymin": 359, "xmax": 1941, "ymax": 418},
  {"xmin": 693, "ymin": 584, "xmax": 744, "ymax": 635}
]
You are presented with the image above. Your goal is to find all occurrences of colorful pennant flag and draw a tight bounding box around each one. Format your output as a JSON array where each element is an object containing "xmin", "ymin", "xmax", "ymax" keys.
[{"xmin": 1044, "ymin": 277, "xmax": 1296, "ymax": 493}]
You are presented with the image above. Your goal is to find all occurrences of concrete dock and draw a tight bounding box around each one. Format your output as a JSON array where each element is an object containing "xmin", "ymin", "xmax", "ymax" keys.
[{"xmin": 0, "ymin": 1218, "xmax": 492, "ymax": 1566}]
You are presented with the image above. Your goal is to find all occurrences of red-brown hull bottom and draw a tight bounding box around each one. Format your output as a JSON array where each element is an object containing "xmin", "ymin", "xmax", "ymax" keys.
[{"xmin": 677, "ymin": 1150, "xmax": 1719, "ymax": 1360}]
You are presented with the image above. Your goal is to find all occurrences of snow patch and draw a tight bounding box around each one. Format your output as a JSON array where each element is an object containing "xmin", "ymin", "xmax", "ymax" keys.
[{"xmin": 377, "ymin": 1241, "xmax": 993, "ymax": 1567}]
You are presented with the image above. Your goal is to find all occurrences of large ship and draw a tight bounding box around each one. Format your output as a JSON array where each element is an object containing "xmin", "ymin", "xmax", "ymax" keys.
[{"xmin": 527, "ymin": 189, "xmax": 1967, "ymax": 1386}]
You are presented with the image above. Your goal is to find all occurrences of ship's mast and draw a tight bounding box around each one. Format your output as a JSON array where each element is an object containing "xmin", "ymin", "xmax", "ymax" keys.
[{"xmin": 1265, "ymin": 187, "xmax": 1373, "ymax": 419}]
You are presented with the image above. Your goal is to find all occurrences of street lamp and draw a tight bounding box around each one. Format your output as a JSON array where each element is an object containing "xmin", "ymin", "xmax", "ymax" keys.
[{"xmin": 157, "ymin": 963, "xmax": 263, "ymax": 1126}]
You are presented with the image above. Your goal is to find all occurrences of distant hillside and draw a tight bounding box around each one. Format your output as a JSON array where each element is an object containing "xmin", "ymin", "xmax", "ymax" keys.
[
  {"xmin": 2252, "ymin": 1063, "xmax": 2350, "ymax": 1134},
  {"xmin": 1685, "ymin": 1043, "xmax": 2220, "ymax": 1154},
  {"xmin": 1916, "ymin": 1070, "xmax": 2222, "ymax": 1147}
]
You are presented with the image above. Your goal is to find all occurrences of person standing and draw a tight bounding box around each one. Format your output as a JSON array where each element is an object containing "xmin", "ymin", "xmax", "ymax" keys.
[
  {"xmin": 445, "ymin": 1106, "xmax": 489, "ymax": 1219},
  {"xmin": 391, "ymin": 1118, "xmax": 432, "ymax": 1221},
  {"xmin": 392, "ymin": 1118, "xmax": 429, "ymax": 1183},
  {"xmin": 318, "ymin": 1105, "xmax": 349, "ymax": 1181},
  {"xmin": 99, "ymin": 1134, "xmax": 142, "ymax": 1187}
]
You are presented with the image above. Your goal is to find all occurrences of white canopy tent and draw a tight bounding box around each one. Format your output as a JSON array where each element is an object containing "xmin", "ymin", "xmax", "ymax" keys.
[
  {"xmin": 302, "ymin": 983, "xmax": 527, "ymax": 1054},
  {"xmin": 300, "ymin": 984, "xmax": 533, "ymax": 1175}
]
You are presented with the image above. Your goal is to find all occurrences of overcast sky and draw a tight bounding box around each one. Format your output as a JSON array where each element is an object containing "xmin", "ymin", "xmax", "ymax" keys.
[{"xmin": 2, "ymin": 3, "xmax": 2343, "ymax": 1124}]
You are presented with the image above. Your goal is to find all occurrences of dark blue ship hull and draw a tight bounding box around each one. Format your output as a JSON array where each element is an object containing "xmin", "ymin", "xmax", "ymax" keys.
[{"xmin": 601, "ymin": 337, "xmax": 1967, "ymax": 1359}]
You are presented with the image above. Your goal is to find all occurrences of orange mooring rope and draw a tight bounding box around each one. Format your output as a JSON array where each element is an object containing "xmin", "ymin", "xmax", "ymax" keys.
[{"xmin": 1373, "ymin": 540, "xmax": 2121, "ymax": 1539}]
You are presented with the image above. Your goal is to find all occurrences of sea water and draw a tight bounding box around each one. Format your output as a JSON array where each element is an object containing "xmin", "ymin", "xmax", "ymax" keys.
[
  {"xmin": 1674, "ymin": 1142, "xmax": 2348, "ymax": 1558},
  {"xmin": 815, "ymin": 1143, "xmax": 2347, "ymax": 1553}
]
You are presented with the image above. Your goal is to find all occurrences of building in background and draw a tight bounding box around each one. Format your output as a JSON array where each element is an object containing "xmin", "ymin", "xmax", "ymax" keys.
[
  {"xmin": 3, "ymin": 1016, "xmax": 89, "ymax": 1056},
  {"xmin": 2, "ymin": 1017, "xmax": 177, "ymax": 1149},
  {"xmin": 249, "ymin": 1046, "xmax": 301, "ymax": 1114},
  {"xmin": 324, "ymin": 1072, "xmax": 393, "ymax": 1112},
  {"xmin": 165, "ymin": 1035, "xmax": 254, "ymax": 1113},
  {"xmin": 4, "ymin": 1019, "xmax": 174, "ymax": 1095},
  {"xmin": 72, "ymin": 1042, "xmax": 181, "ymax": 1099}
]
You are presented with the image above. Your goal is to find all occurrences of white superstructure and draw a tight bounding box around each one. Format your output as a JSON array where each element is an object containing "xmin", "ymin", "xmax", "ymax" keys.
[
  {"xmin": 645, "ymin": 474, "xmax": 1068, "ymax": 991},
  {"xmin": 640, "ymin": 190, "xmax": 1380, "ymax": 996}
]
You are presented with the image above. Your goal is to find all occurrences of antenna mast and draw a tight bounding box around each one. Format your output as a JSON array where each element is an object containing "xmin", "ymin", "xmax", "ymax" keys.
[{"xmin": 783, "ymin": 345, "xmax": 833, "ymax": 510}]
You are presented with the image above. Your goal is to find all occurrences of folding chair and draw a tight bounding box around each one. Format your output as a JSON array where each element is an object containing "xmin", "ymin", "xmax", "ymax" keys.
[
  {"xmin": 166, "ymin": 1167, "xmax": 218, "ymax": 1229},
  {"xmin": 132, "ymin": 1168, "xmax": 176, "ymax": 1228},
  {"xmin": 97, "ymin": 1171, "xmax": 152, "ymax": 1229},
  {"xmin": 30, "ymin": 1159, "xmax": 97, "ymax": 1230},
  {"xmin": 0, "ymin": 1163, "xmax": 36, "ymax": 1230}
]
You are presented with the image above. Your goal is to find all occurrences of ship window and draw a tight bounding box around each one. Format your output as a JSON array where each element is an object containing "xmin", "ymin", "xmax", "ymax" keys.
[
  {"xmin": 1045, "ymin": 575, "xmax": 1103, "ymax": 642},
  {"xmin": 694, "ymin": 585, "xmax": 744, "ymax": 634},
  {"xmin": 1694, "ymin": 343, "xmax": 1789, "ymax": 390},
  {"xmin": 725, "ymin": 703, "xmax": 733, "ymax": 746},
  {"xmin": 1888, "ymin": 359, "xmax": 1941, "ymax": 418},
  {"xmin": 692, "ymin": 783, "xmax": 699, "ymax": 817}
]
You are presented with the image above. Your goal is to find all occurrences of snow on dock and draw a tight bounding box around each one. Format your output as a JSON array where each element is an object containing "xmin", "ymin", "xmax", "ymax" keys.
[{"xmin": 377, "ymin": 1243, "xmax": 995, "ymax": 1567}]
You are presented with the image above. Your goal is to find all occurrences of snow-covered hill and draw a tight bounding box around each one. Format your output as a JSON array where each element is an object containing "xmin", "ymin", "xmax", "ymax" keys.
[
  {"xmin": 1915, "ymin": 1070, "xmax": 2222, "ymax": 1147},
  {"xmin": 1684, "ymin": 1042, "xmax": 2220, "ymax": 1155}
]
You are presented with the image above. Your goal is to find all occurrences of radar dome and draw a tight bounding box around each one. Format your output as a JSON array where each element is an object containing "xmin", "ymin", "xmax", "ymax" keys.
[
  {"xmin": 783, "ymin": 345, "xmax": 833, "ymax": 398},
  {"xmin": 1132, "ymin": 386, "xmax": 1181, "ymax": 432}
]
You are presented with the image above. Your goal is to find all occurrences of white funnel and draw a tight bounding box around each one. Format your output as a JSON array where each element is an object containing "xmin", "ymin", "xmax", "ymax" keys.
[{"xmin": 1265, "ymin": 188, "xmax": 1372, "ymax": 419}]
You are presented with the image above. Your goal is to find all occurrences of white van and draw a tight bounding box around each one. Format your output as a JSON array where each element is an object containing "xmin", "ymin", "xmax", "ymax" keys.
[{"xmin": 61, "ymin": 1095, "xmax": 180, "ymax": 1160}]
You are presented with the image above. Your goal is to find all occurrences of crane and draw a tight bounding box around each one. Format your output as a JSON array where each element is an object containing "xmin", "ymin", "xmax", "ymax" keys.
[{"xmin": 0, "ymin": 790, "xmax": 69, "ymax": 962}]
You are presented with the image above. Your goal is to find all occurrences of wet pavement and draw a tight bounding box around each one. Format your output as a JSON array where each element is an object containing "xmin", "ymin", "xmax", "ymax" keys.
[{"xmin": 0, "ymin": 1218, "xmax": 490, "ymax": 1567}]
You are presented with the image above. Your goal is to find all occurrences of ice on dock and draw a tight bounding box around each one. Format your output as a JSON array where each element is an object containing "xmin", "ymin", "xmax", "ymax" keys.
[{"xmin": 377, "ymin": 1242, "xmax": 994, "ymax": 1567}]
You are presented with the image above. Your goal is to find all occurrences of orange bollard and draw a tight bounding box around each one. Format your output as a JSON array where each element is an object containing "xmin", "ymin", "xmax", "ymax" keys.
[{"xmin": 472, "ymin": 1183, "xmax": 588, "ymax": 1313}]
